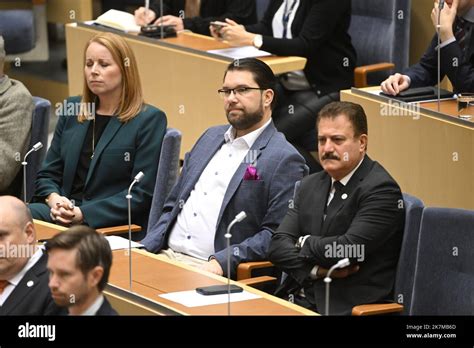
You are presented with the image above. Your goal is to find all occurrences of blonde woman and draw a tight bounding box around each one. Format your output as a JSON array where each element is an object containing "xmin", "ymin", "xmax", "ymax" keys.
[{"xmin": 30, "ymin": 32, "xmax": 167, "ymax": 234}]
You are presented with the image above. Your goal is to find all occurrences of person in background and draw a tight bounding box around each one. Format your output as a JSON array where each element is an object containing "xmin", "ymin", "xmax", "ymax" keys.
[
  {"xmin": 46, "ymin": 225, "xmax": 117, "ymax": 315},
  {"xmin": 0, "ymin": 36, "xmax": 34, "ymax": 197},
  {"xmin": 381, "ymin": 0, "xmax": 474, "ymax": 95},
  {"xmin": 134, "ymin": 0, "xmax": 257, "ymax": 36},
  {"xmin": 0, "ymin": 196, "xmax": 64, "ymax": 315}
]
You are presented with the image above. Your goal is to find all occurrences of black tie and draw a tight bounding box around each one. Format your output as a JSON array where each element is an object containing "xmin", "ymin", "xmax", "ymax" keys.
[
  {"xmin": 325, "ymin": 181, "xmax": 345, "ymax": 219},
  {"xmin": 454, "ymin": 17, "xmax": 472, "ymax": 60}
]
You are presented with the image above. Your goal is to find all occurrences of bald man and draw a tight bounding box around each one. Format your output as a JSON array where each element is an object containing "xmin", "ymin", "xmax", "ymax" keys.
[{"xmin": 0, "ymin": 196, "xmax": 64, "ymax": 315}]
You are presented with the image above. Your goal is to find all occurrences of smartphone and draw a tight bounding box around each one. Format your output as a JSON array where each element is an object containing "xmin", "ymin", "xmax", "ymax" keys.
[
  {"xmin": 196, "ymin": 284, "xmax": 243, "ymax": 296},
  {"xmin": 210, "ymin": 21, "xmax": 228, "ymax": 30}
]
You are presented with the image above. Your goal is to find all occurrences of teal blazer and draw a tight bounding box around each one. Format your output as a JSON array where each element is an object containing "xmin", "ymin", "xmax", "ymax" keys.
[{"xmin": 33, "ymin": 96, "xmax": 167, "ymax": 228}]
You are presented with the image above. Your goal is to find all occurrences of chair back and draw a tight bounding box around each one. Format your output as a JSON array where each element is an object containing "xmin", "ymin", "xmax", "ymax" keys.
[
  {"xmin": 24, "ymin": 97, "xmax": 50, "ymax": 202},
  {"xmin": 410, "ymin": 207, "xmax": 474, "ymax": 315},
  {"xmin": 146, "ymin": 128, "xmax": 182, "ymax": 232},
  {"xmin": 349, "ymin": 0, "xmax": 411, "ymax": 85}
]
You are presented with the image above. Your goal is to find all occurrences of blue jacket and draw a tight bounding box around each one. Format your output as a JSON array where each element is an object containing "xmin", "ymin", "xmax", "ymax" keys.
[{"xmin": 142, "ymin": 122, "xmax": 307, "ymax": 277}]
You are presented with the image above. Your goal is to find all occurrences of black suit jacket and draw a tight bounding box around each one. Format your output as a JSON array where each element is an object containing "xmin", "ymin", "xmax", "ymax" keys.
[
  {"xmin": 150, "ymin": 0, "xmax": 257, "ymax": 35},
  {"xmin": 95, "ymin": 297, "xmax": 118, "ymax": 315},
  {"xmin": 0, "ymin": 253, "xmax": 65, "ymax": 315},
  {"xmin": 405, "ymin": 18, "xmax": 474, "ymax": 93},
  {"xmin": 269, "ymin": 156, "xmax": 405, "ymax": 315},
  {"xmin": 246, "ymin": 0, "xmax": 356, "ymax": 96}
]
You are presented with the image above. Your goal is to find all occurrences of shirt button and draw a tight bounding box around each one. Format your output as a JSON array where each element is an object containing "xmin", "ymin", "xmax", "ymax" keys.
[
  {"xmin": 229, "ymin": 154, "xmax": 232, "ymax": 157},
  {"xmin": 187, "ymin": 236, "xmax": 191, "ymax": 240},
  {"xmin": 193, "ymin": 213, "xmax": 197, "ymax": 217},
  {"xmin": 204, "ymin": 192, "xmax": 207, "ymax": 196},
  {"xmin": 215, "ymin": 172, "xmax": 218, "ymax": 175}
]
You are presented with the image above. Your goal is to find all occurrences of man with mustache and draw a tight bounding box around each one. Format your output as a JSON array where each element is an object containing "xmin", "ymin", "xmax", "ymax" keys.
[
  {"xmin": 381, "ymin": 0, "xmax": 474, "ymax": 94},
  {"xmin": 269, "ymin": 102, "xmax": 405, "ymax": 315},
  {"xmin": 142, "ymin": 58, "xmax": 307, "ymax": 278},
  {"xmin": 0, "ymin": 196, "xmax": 63, "ymax": 315}
]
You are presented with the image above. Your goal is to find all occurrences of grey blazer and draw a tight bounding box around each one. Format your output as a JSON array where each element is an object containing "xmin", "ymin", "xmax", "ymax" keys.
[{"xmin": 142, "ymin": 122, "xmax": 307, "ymax": 277}]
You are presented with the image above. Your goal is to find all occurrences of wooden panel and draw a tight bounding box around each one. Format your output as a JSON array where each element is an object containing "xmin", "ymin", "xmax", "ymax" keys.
[
  {"xmin": 47, "ymin": 0, "xmax": 94, "ymax": 24},
  {"xmin": 341, "ymin": 88, "xmax": 473, "ymax": 210}
]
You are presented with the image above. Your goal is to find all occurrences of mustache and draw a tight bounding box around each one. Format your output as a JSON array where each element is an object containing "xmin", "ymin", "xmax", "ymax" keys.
[{"xmin": 321, "ymin": 153, "xmax": 340, "ymax": 161}]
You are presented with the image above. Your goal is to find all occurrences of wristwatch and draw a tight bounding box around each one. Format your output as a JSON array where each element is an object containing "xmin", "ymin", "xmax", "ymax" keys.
[{"xmin": 252, "ymin": 34, "xmax": 263, "ymax": 49}]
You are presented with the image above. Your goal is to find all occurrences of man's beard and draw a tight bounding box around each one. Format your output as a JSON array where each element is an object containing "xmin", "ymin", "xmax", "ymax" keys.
[{"xmin": 226, "ymin": 103, "xmax": 264, "ymax": 131}]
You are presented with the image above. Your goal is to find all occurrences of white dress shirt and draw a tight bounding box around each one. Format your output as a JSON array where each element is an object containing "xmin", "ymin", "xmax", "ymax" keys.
[
  {"xmin": 0, "ymin": 246, "xmax": 43, "ymax": 306},
  {"xmin": 79, "ymin": 294, "xmax": 104, "ymax": 316},
  {"xmin": 168, "ymin": 119, "xmax": 272, "ymax": 260},
  {"xmin": 272, "ymin": 0, "xmax": 300, "ymax": 39}
]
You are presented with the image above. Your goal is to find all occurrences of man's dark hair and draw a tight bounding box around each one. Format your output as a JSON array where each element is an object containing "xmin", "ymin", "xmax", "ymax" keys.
[
  {"xmin": 45, "ymin": 226, "xmax": 112, "ymax": 292},
  {"xmin": 317, "ymin": 101, "xmax": 368, "ymax": 137},
  {"xmin": 224, "ymin": 58, "xmax": 277, "ymax": 109}
]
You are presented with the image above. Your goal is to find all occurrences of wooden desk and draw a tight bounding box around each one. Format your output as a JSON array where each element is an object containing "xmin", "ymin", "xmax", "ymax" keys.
[
  {"xmin": 341, "ymin": 88, "xmax": 473, "ymax": 210},
  {"xmin": 34, "ymin": 219, "xmax": 141, "ymax": 241},
  {"xmin": 106, "ymin": 249, "xmax": 317, "ymax": 316},
  {"xmin": 65, "ymin": 23, "xmax": 307, "ymax": 157}
]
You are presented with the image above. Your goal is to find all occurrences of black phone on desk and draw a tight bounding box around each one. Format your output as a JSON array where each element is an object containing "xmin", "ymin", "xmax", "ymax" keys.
[
  {"xmin": 196, "ymin": 284, "xmax": 243, "ymax": 296},
  {"xmin": 140, "ymin": 24, "xmax": 177, "ymax": 38}
]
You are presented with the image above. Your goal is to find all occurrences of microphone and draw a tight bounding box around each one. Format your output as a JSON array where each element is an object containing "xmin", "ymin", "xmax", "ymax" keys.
[
  {"xmin": 126, "ymin": 171, "xmax": 145, "ymax": 291},
  {"xmin": 224, "ymin": 211, "xmax": 247, "ymax": 315},
  {"xmin": 21, "ymin": 142, "xmax": 43, "ymax": 203},
  {"xmin": 324, "ymin": 257, "xmax": 350, "ymax": 315},
  {"xmin": 437, "ymin": 0, "xmax": 445, "ymax": 111}
]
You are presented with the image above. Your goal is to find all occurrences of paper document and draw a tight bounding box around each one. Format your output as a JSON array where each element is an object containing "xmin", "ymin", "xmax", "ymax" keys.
[
  {"xmin": 207, "ymin": 46, "xmax": 272, "ymax": 59},
  {"xmin": 159, "ymin": 289, "xmax": 260, "ymax": 307},
  {"xmin": 106, "ymin": 236, "xmax": 143, "ymax": 250},
  {"xmin": 94, "ymin": 9, "xmax": 141, "ymax": 33}
]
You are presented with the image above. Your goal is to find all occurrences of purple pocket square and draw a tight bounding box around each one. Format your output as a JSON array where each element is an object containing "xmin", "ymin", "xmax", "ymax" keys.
[{"xmin": 243, "ymin": 165, "xmax": 260, "ymax": 180}]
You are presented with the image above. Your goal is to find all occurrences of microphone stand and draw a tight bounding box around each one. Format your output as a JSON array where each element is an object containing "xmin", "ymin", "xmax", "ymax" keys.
[
  {"xmin": 160, "ymin": 0, "xmax": 164, "ymax": 39},
  {"xmin": 324, "ymin": 258, "xmax": 349, "ymax": 316},
  {"xmin": 21, "ymin": 142, "xmax": 43, "ymax": 203},
  {"xmin": 126, "ymin": 171, "xmax": 145, "ymax": 291},
  {"xmin": 437, "ymin": 0, "xmax": 445, "ymax": 111},
  {"xmin": 224, "ymin": 211, "xmax": 246, "ymax": 316}
]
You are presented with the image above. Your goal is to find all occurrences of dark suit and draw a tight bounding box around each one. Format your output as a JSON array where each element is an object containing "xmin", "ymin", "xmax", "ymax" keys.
[
  {"xmin": 0, "ymin": 253, "xmax": 65, "ymax": 315},
  {"xmin": 95, "ymin": 297, "xmax": 118, "ymax": 315},
  {"xmin": 246, "ymin": 0, "xmax": 356, "ymax": 96},
  {"xmin": 269, "ymin": 156, "xmax": 405, "ymax": 315},
  {"xmin": 150, "ymin": 0, "xmax": 257, "ymax": 35},
  {"xmin": 30, "ymin": 96, "xmax": 167, "ymax": 232},
  {"xmin": 142, "ymin": 122, "xmax": 307, "ymax": 278},
  {"xmin": 405, "ymin": 17, "xmax": 474, "ymax": 93}
]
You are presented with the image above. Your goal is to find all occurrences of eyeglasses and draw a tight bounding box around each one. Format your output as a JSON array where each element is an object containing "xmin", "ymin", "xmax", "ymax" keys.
[{"xmin": 217, "ymin": 87, "xmax": 264, "ymax": 99}]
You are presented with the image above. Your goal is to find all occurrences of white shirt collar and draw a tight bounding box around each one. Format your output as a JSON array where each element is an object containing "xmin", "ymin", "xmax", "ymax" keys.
[
  {"xmin": 80, "ymin": 294, "xmax": 104, "ymax": 316},
  {"xmin": 331, "ymin": 156, "xmax": 365, "ymax": 187},
  {"xmin": 224, "ymin": 118, "xmax": 272, "ymax": 148},
  {"xmin": 463, "ymin": 7, "xmax": 474, "ymax": 23},
  {"xmin": 8, "ymin": 246, "xmax": 43, "ymax": 286}
]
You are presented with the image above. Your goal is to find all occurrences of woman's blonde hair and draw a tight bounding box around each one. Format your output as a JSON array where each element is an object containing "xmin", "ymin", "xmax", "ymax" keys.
[{"xmin": 78, "ymin": 32, "xmax": 143, "ymax": 122}]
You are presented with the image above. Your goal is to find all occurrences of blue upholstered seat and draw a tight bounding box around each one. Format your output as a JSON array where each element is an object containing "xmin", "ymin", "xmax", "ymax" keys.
[{"xmin": 410, "ymin": 207, "xmax": 474, "ymax": 315}]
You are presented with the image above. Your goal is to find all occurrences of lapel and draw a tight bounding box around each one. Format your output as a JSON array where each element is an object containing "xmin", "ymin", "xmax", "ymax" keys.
[
  {"xmin": 1, "ymin": 254, "xmax": 46, "ymax": 315},
  {"xmin": 215, "ymin": 123, "xmax": 276, "ymax": 229},
  {"xmin": 85, "ymin": 117, "xmax": 123, "ymax": 187},
  {"xmin": 63, "ymin": 120, "xmax": 89, "ymax": 195},
  {"xmin": 321, "ymin": 155, "xmax": 373, "ymax": 236}
]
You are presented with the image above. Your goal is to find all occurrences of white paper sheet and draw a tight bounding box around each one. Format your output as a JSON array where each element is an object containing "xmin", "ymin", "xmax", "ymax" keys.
[
  {"xmin": 105, "ymin": 236, "xmax": 143, "ymax": 250},
  {"xmin": 159, "ymin": 289, "xmax": 260, "ymax": 307},
  {"xmin": 207, "ymin": 46, "xmax": 272, "ymax": 59}
]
